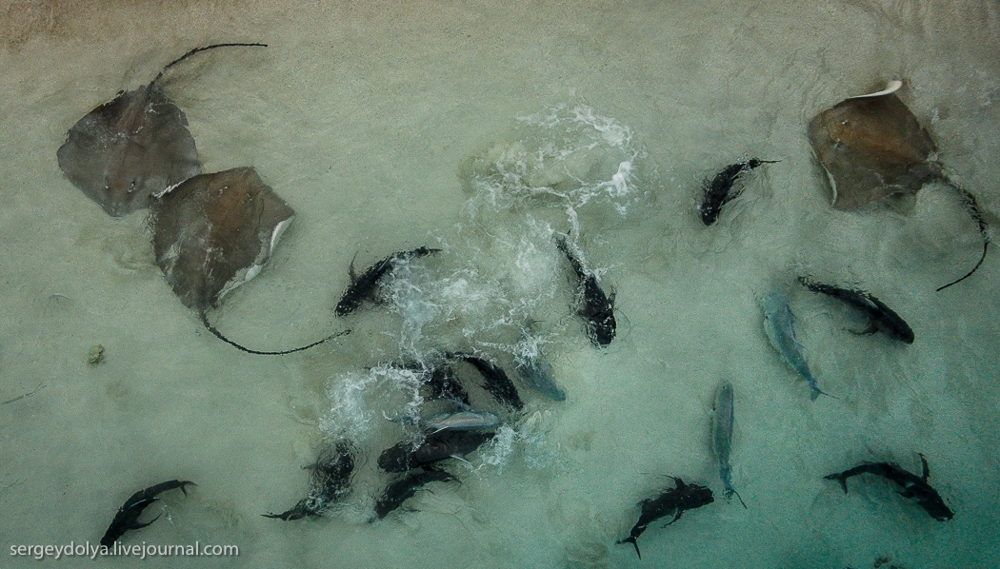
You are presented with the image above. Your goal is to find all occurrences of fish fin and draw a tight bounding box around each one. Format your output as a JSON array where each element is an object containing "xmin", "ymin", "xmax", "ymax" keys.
[
  {"xmin": 178, "ymin": 481, "xmax": 196, "ymax": 496},
  {"xmin": 846, "ymin": 320, "xmax": 879, "ymax": 336},
  {"xmin": 663, "ymin": 510, "xmax": 684, "ymax": 527},
  {"xmin": 918, "ymin": 453, "xmax": 930, "ymax": 481},
  {"xmin": 449, "ymin": 455, "xmax": 472, "ymax": 466},
  {"xmin": 130, "ymin": 513, "xmax": 161, "ymax": 530},
  {"xmin": 824, "ymin": 473, "xmax": 850, "ymax": 494},
  {"xmin": 616, "ymin": 536, "xmax": 641, "ymax": 559},
  {"xmin": 347, "ymin": 252, "xmax": 359, "ymax": 283},
  {"xmin": 897, "ymin": 489, "xmax": 915, "ymax": 499},
  {"xmin": 810, "ymin": 387, "xmax": 838, "ymax": 401}
]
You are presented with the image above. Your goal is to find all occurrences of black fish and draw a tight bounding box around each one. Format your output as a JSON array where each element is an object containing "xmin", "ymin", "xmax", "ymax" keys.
[
  {"xmin": 372, "ymin": 467, "xmax": 459, "ymax": 520},
  {"xmin": 422, "ymin": 365, "xmax": 471, "ymax": 405},
  {"xmin": 378, "ymin": 430, "xmax": 495, "ymax": 473},
  {"xmin": 798, "ymin": 276, "xmax": 914, "ymax": 344},
  {"xmin": 699, "ymin": 158, "xmax": 778, "ymax": 225},
  {"xmin": 824, "ymin": 454, "xmax": 953, "ymax": 521},
  {"xmin": 451, "ymin": 353, "xmax": 523, "ymax": 410},
  {"xmin": 555, "ymin": 235, "xmax": 616, "ymax": 347},
  {"xmin": 386, "ymin": 361, "xmax": 471, "ymax": 405},
  {"xmin": 335, "ymin": 247, "xmax": 441, "ymax": 316},
  {"xmin": 100, "ymin": 480, "xmax": 195, "ymax": 547},
  {"xmin": 617, "ymin": 477, "xmax": 714, "ymax": 559},
  {"xmin": 264, "ymin": 441, "xmax": 356, "ymax": 520}
]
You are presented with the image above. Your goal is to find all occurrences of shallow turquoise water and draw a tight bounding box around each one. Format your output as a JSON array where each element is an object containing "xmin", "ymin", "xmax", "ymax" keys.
[{"xmin": 1, "ymin": 2, "xmax": 998, "ymax": 567}]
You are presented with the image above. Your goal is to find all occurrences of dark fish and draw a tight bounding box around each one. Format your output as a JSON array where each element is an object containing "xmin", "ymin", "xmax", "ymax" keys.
[
  {"xmin": 372, "ymin": 467, "xmax": 459, "ymax": 520},
  {"xmin": 422, "ymin": 365, "xmax": 471, "ymax": 405},
  {"xmin": 699, "ymin": 158, "xmax": 778, "ymax": 225},
  {"xmin": 100, "ymin": 480, "xmax": 195, "ymax": 547},
  {"xmin": 555, "ymin": 235, "xmax": 616, "ymax": 347},
  {"xmin": 264, "ymin": 441, "xmax": 356, "ymax": 520},
  {"xmin": 617, "ymin": 476, "xmax": 714, "ymax": 559},
  {"xmin": 798, "ymin": 276, "xmax": 914, "ymax": 344},
  {"xmin": 386, "ymin": 361, "xmax": 471, "ymax": 405},
  {"xmin": 335, "ymin": 247, "xmax": 441, "ymax": 316},
  {"xmin": 450, "ymin": 353, "xmax": 523, "ymax": 410},
  {"xmin": 824, "ymin": 454, "xmax": 953, "ymax": 521},
  {"xmin": 378, "ymin": 430, "xmax": 495, "ymax": 473},
  {"xmin": 58, "ymin": 43, "xmax": 266, "ymax": 217}
]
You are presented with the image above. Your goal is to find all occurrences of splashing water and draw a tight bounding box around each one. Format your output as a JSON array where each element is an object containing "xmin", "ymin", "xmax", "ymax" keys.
[{"xmin": 464, "ymin": 103, "xmax": 646, "ymax": 224}]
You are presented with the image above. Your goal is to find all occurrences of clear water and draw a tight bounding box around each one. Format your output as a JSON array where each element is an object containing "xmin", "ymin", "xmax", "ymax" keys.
[{"xmin": 1, "ymin": 2, "xmax": 998, "ymax": 567}]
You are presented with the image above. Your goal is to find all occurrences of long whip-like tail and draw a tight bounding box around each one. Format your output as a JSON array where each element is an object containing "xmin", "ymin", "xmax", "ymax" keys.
[
  {"xmin": 152, "ymin": 42, "xmax": 268, "ymax": 85},
  {"xmin": 200, "ymin": 312, "xmax": 349, "ymax": 355},
  {"xmin": 937, "ymin": 182, "xmax": 990, "ymax": 291}
]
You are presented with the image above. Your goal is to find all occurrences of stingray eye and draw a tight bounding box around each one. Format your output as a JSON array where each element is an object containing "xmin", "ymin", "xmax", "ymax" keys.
[{"xmin": 128, "ymin": 179, "xmax": 138, "ymax": 193}]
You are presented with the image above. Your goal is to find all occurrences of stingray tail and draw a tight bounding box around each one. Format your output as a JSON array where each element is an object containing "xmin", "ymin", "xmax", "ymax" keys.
[
  {"xmin": 200, "ymin": 312, "xmax": 349, "ymax": 355},
  {"xmin": 153, "ymin": 43, "xmax": 269, "ymax": 85},
  {"xmin": 937, "ymin": 182, "xmax": 990, "ymax": 292}
]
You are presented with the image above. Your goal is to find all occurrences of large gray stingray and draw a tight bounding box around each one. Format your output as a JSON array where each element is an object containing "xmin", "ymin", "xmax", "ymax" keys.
[
  {"xmin": 151, "ymin": 167, "xmax": 347, "ymax": 355},
  {"xmin": 57, "ymin": 43, "xmax": 265, "ymax": 217},
  {"xmin": 808, "ymin": 81, "xmax": 989, "ymax": 291}
]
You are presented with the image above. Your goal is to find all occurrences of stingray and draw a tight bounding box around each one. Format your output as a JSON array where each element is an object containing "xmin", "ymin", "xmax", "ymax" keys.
[
  {"xmin": 57, "ymin": 43, "xmax": 266, "ymax": 217},
  {"xmin": 151, "ymin": 167, "xmax": 347, "ymax": 355},
  {"xmin": 808, "ymin": 80, "xmax": 990, "ymax": 291}
]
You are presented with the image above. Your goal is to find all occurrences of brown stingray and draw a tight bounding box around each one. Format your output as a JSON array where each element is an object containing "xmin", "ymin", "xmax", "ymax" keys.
[
  {"xmin": 57, "ymin": 43, "xmax": 266, "ymax": 217},
  {"xmin": 151, "ymin": 167, "xmax": 347, "ymax": 354},
  {"xmin": 808, "ymin": 88, "xmax": 943, "ymax": 211},
  {"xmin": 809, "ymin": 83, "xmax": 990, "ymax": 291}
]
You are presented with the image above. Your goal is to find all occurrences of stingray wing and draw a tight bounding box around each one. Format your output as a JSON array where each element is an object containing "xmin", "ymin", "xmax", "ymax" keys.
[
  {"xmin": 151, "ymin": 167, "xmax": 295, "ymax": 311},
  {"xmin": 808, "ymin": 93, "xmax": 939, "ymax": 210},
  {"xmin": 57, "ymin": 86, "xmax": 200, "ymax": 217}
]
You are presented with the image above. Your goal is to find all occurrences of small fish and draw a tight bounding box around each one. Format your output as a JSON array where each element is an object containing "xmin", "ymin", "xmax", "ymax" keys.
[
  {"xmin": 763, "ymin": 290, "xmax": 830, "ymax": 401},
  {"xmin": 617, "ymin": 476, "xmax": 714, "ymax": 559},
  {"xmin": 798, "ymin": 276, "xmax": 914, "ymax": 344},
  {"xmin": 514, "ymin": 323, "xmax": 566, "ymax": 401},
  {"xmin": 712, "ymin": 380, "xmax": 746, "ymax": 508},
  {"xmin": 699, "ymin": 158, "xmax": 779, "ymax": 225},
  {"xmin": 100, "ymin": 480, "xmax": 195, "ymax": 547},
  {"xmin": 372, "ymin": 467, "xmax": 459, "ymax": 520},
  {"xmin": 422, "ymin": 409, "xmax": 500, "ymax": 434},
  {"xmin": 264, "ymin": 441, "xmax": 355, "ymax": 520},
  {"xmin": 378, "ymin": 430, "xmax": 495, "ymax": 473},
  {"xmin": 824, "ymin": 454, "xmax": 953, "ymax": 521},
  {"xmin": 555, "ymin": 235, "xmax": 616, "ymax": 347},
  {"xmin": 450, "ymin": 353, "xmax": 523, "ymax": 410},
  {"xmin": 335, "ymin": 246, "xmax": 441, "ymax": 316}
]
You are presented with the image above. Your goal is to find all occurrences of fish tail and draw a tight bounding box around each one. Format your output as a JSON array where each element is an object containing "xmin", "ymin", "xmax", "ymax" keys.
[
  {"xmin": 824, "ymin": 473, "xmax": 850, "ymax": 494},
  {"xmin": 809, "ymin": 382, "xmax": 838, "ymax": 401},
  {"xmin": 617, "ymin": 536, "xmax": 641, "ymax": 559}
]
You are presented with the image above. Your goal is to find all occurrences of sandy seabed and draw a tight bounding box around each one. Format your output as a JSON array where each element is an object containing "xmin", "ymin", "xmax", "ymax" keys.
[{"xmin": 1, "ymin": 1, "xmax": 998, "ymax": 567}]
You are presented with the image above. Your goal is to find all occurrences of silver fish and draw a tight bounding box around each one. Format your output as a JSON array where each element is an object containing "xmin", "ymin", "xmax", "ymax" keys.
[
  {"xmin": 514, "ymin": 323, "xmax": 566, "ymax": 401},
  {"xmin": 422, "ymin": 409, "xmax": 500, "ymax": 434},
  {"xmin": 763, "ymin": 290, "xmax": 829, "ymax": 401},
  {"xmin": 712, "ymin": 380, "xmax": 746, "ymax": 508}
]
